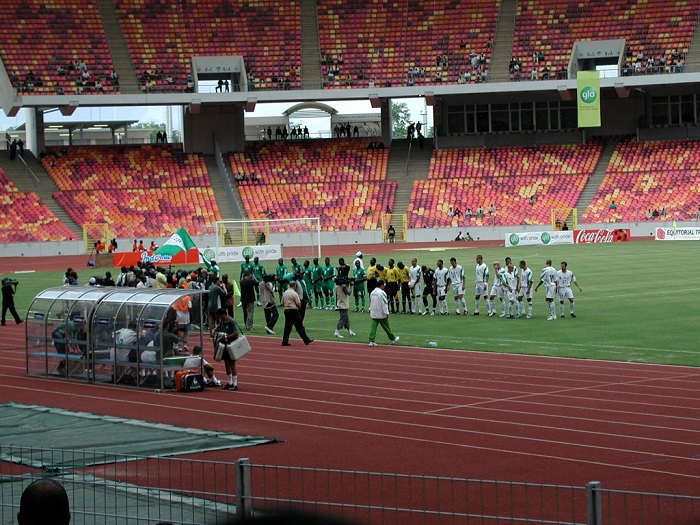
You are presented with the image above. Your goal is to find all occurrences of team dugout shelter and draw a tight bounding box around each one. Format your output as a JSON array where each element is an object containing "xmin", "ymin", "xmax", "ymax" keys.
[{"xmin": 25, "ymin": 287, "xmax": 207, "ymax": 390}]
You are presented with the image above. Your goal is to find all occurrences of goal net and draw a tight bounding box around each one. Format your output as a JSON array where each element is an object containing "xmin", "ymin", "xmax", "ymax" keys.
[{"xmin": 215, "ymin": 218, "xmax": 321, "ymax": 261}]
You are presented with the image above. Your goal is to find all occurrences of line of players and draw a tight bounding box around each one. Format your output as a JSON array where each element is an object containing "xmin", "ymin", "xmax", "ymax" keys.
[{"xmin": 242, "ymin": 252, "xmax": 582, "ymax": 322}]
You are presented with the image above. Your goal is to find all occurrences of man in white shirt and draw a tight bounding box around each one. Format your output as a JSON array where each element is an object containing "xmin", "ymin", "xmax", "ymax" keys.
[
  {"xmin": 557, "ymin": 261, "xmax": 583, "ymax": 318},
  {"xmin": 448, "ymin": 257, "xmax": 468, "ymax": 315},
  {"xmin": 433, "ymin": 259, "xmax": 450, "ymax": 315},
  {"xmin": 368, "ymin": 280, "xmax": 399, "ymax": 347},
  {"xmin": 534, "ymin": 259, "xmax": 559, "ymax": 321},
  {"xmin": 474, "ymin": 254, "xmax": 489, "ymax": 315},
  {"xmin": 517, "ymin": 260, "xmax": 534, "ymax": 318},
  {"xmin": 407, "ymin": 258, "xmax": 423, "ymax": 314}
]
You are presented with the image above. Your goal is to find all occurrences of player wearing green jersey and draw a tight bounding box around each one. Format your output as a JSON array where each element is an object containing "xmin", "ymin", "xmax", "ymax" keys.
[
  {"xmin": 352, "ymin": 260, "xmax": 367, "ymax": 312},
  {"xmin": 321, "ymin": 257, "xmax": 336, "ymax": 309},
  {"xmin": 275, "ymin": 258, "xmax": 288, "ymax": 304},
  {"xmin": 252, "ymin": 256, "xmax": 266, "ymax": 305},
  {"xmin": 310, "ymin": 258, "xmax": 324, "ymax": 309}
]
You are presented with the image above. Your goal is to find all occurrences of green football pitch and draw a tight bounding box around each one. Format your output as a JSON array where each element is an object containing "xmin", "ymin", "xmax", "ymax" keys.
[{"xmin": 10, "ymin": 240, "xmax": 699, "ymax": 367}]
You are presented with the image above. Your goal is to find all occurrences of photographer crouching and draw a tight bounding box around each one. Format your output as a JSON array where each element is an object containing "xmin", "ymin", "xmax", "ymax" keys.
[{"xmin": 1, "ymin": 277, "xmax": 23, "ymax": 326}]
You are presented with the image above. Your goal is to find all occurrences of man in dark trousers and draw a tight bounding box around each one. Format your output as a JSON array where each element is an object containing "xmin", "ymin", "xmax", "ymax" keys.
[
  {"xmin": 239, "ymin": 270, "xmax": 258, "ymax": 331},
  {"xmin": 1, "ymin": 277, "xmax": 22, "ymax": 326},
  {"xmin": 281, "ymin": 276, "xmax": 313, "ymax": 347}
]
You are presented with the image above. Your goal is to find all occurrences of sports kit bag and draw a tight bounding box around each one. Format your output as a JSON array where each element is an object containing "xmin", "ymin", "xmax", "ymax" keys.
[{"xmin": 175, "ymin": 369, "xmax": 205, "ymax": 392}]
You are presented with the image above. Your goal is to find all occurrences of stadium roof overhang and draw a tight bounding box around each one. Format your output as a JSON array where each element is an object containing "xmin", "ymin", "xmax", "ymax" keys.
[
  {"xmin": 15, "ymin": 120, "xmax": 139, "ymax": 133},
  {"xmin": 6, "ymin": 73, "xmax": 700, "ymax": 116}
]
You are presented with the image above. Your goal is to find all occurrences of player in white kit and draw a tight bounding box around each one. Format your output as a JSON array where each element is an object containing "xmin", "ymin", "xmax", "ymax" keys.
[
  {"xmin": 534, "ymin": 259, "xmax": 559, "ymax": 320},
  {"xmin": 434, "ymin": 259, "xmax": 450, "ymax": 315},
  {"xmin": 517, "ymin": 260, "xmax": 534, "ymax": 318},
  {"xmin": 474, "ymin": 255, "xmax": 490, "ymax": 316},
  {"xmin": 557, "ymin": 261, "xmax": 582, "ymax": 318},
  {"xmin": 408, "ymin": 258, "xmax": 423, "ymax": 314},
  {"xmin": 448, "ymin": 257, "xmax": 468, "ymax": 315},
  {"xmin": 488, "ymin": 261, "xmax": 505, "ymax": 317},
  {"xmin": 502, "ymin": 263, "xmax": 519, "ymax": 318}
]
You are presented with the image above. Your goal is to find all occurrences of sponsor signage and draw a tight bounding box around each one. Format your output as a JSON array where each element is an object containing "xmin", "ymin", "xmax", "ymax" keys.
[
  {"xmin": 505, "ymin": 231, "xmax": 574, "ymax": 247},
  {"xmin": 577, "ymin": 70, "xmax": 601, "ymax": 127},
  {"xmin": 655, "ymin": 227, "xmax": 700, "ymax": 241},
  {"xmin": 204, "ymin": 244, "xmax": 283, "ymax": 263},
  {"xmin": 574, "ymin": 228, "xmax": 630, "ymax": 244}
]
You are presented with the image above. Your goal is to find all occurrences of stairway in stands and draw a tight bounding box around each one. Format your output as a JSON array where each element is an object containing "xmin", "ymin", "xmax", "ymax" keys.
[
  {"xmin": 0, "ymin": 154, "xmax": 83, "ymax": 240},
  {"xmin": 300, "ymin": 0, "xmax": 323, "ymax": 90},
  {"xmin": 487, "ymin": 0, "xmax": 518, "ymax": 83},
  {"xmin": 202, "ymin": 154, "xmax": 240, "ymax": 222},
  {"xmin": 386, "ymin": 138, "xmax": 433, "ymax": 239},
  {"xmin": 96, "ymin": 0, "xmax": 140, "ymax": 94},
  {"xmin": 567, "ymin": 139, "xmax": 617, "ymax": 226}
]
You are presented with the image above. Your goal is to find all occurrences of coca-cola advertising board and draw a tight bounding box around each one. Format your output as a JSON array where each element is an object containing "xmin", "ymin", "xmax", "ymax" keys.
[{"xmin": 573, "ymin": 228, "xmax": 630, "ymax": 244}]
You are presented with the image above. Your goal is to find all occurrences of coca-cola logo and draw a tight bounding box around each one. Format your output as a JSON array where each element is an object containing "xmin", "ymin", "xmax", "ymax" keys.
[
  {"xmin": 574, "ymin": 229, "xmax": 630, "ymax": 244},
  {"xmin": 656, "ymin": 228, "xmax": 666, "ymax": 240}
]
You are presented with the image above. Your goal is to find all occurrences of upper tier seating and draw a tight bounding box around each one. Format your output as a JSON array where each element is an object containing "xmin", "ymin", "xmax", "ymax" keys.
[
  {"xmin": 229, "ymin": 139, "xmax": 394, "ymax": 231},
  {"xmin": 316, "ymin": 0, "xmax": 498, "ymax": 89},
  {"xmin": 409, "ymin": 143, "xmax": 603, "ymax": 228},
  {"xmin": 0, "ymin": 0, "xmax": 118, "ymax": 95},
  {"xmin": 43, "ymin": 145, "xmax": 221, "ymax": 238},
  {"xmin": 0, "ymin": 169, "xmax": 75, "ymax": 242},
  {"xmin": 511, "ymin": 0, "xmax": 700, "ymax": 81},
  {"xmin": 582, "ymin": 138, "xmax": 700, "ymax": 223},
  {"xmin": 114, "ymin": 0, "xmax": 301, "ymax": 92}
]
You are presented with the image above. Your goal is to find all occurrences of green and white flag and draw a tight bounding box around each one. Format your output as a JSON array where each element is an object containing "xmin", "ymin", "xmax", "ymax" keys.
[{"xmin": 154, "ymin": 227, "xmax": 197, "ymax": 256}]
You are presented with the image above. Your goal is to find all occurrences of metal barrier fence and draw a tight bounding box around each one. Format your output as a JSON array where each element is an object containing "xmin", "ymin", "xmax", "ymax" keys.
[{"xmin": 1, "ymin": 447, "xmax": 699, "ymax": 524}]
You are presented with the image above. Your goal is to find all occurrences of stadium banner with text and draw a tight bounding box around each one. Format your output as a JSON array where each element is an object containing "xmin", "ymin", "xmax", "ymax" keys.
[
  {"xmin": 655, "ymin": 227, "xmax": 700, "ymax": 241},
  {"xmin": 574, "ymin": 228, "xmax": 631, "ymax": 244},
  {"xmin": 112, "ymin": 248, "xmax": 201, "ymax": 267},
  {"xmin": 201, "ymin": 244, "xmax": 282, "ymax": 263},
  {"xmin": 505, "ymin": 231, "xmax": 574, "ymax": 247},
  {"xmin": 577, "ymin": 71, "xmax": 601, "ymax": 127}
]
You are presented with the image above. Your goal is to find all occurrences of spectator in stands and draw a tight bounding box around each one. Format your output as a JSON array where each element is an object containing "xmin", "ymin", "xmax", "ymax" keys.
[
  {"xmin": 17, "ymin": 479, "xmax": 70, "ymax": 525},
  {"xmin": 488, "ymin": 204, "xmax": 496, "ymax": 215},
  {"xmin": 652, "ymin": 209, "xmax": 659, "ymax": 218},
  {"xmin": 609, "ymin": 201, "xmax": 617, "ymax": 210},
  {"xmin": 696, "ymin": 207, "xmax": 700, "ymax": 219},
  {"xmin": 186, "ymin": 75, "xmax": 194, "ymax": 92},
  {"xmin": 216, "ymin": 79, "xmax": 223, "ymax": 92},
  {"xmin": 476, "ymin": 206, "xmax": 485, "ymax": 218},
  {"xmin": 447, "ymin": 207, "xmax": 454, "ymax": 217},
  {"xmin": 646, "ymin": 209, "xmax": 653, "ymax": 220}
]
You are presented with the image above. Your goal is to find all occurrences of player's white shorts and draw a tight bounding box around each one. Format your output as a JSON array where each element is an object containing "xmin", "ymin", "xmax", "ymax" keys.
[
  {"xmin": 558, "ymin": 287, "xmax": 574, "ymax": 300},
  {"xmin": 544, "ymin": 284, "xmax": 557, "ymax": 300},
  {"xmin": 518, "ymin": 288, "xmax": 533, "ymax": 300},
  {"xmin": 436, "ymin": 285, "xmax": 447, "ymax": 299},
  {"xmin": 410, "ymin": 282, "xmax": 422, "ymax": 297},
  {"xmin": 451, "ymin": 283, "xmax": 465, "ymax": 297},
  {"xmin": 505, "ymin": 290, "xmax": 516, "ymax": 302},
  {"xmin": 490, "ymin": 284, "xmax": 504, "ymax": 298},
  {"xmin": 475, "ymin": 282, "xmax": 488, "ymax": 297}
]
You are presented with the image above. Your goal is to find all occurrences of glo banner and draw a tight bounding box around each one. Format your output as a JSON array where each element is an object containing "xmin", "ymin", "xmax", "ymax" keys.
[
  {"xmin": 577, "ymin": 71, "xmax": 601, "ymax": 127},
  {"xmin": 201, "ymin": 244, "xmax": 283, "ymax": 263},
  {"xmin": 505, "ymin": 231, "xmax": 574, "ymax": 247}
]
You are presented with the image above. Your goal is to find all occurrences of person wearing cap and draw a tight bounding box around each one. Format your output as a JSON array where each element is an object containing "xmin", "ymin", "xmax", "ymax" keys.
[
  {"xmin": 281, "ymin": 275, "xmax": 314, "ymax": 347},
  {"xmin": 353, "ymin": 251, "xmax": 364, "ymax": 269}
]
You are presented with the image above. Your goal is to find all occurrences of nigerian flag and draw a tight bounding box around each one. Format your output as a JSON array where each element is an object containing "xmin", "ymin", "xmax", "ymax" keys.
[{"xmin": 154, "ymin": 228, "xmax": 197, "ymax": 256}]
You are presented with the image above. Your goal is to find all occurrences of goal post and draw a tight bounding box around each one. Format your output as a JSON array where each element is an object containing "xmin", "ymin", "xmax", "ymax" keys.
[
  {"xmin": 214, "ymin": 218, "xmax": 321, "ymax": 261},
  {"xmin": 82, "ymin": 223, "xmax": 110, "ymax": 253},
  {"xmin": 550, "ymin": 208, "xmax": 577, "ymax": 231}
]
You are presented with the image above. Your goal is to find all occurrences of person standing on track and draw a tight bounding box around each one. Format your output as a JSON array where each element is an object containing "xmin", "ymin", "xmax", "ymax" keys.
[{"xmin": 368, "ymin": 280, "xmax": 399, "ymax": 347}]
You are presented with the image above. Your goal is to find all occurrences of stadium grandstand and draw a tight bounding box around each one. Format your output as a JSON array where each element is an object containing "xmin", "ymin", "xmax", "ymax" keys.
[{"xmin": 1, "ymin": 0, "xmax": 700, "ymax": 250}]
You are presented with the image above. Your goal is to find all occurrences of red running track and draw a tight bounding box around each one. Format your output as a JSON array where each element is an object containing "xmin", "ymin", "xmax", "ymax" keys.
[{"xmin": 1, "ymin": 320, "xmax": 699, "ymax": 498}]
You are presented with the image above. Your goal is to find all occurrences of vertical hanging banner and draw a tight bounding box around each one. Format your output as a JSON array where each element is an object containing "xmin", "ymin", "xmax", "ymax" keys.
[{"xmin": 577, "ymin": 71, "xmax": 601, "ymax": 127}]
